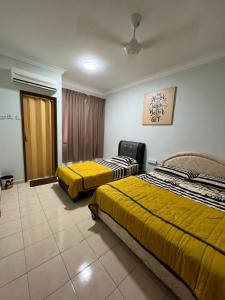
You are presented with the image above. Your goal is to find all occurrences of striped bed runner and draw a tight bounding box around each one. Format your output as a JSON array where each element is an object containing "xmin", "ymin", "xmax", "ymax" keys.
[{"xmin": 138, "ymin": 173, "xmax": 225, "ymax": 212}]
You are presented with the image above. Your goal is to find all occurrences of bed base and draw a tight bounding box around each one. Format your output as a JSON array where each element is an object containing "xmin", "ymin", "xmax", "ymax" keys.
[
  {"xmin": 58, "ymin": 178, "xmax": 94, "ymax": 201},
  {"xmin": 58, "ymin": 140, "xmax": 146, "ymax": 200},
  {"xmin": 98, "ymin": 209, "xmax": 195, "ymax": 300}
]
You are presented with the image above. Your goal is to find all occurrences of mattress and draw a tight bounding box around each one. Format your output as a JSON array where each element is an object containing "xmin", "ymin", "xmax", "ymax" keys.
[
  {"xmin": 89, "ymin": 172, "xmax": 225, "ymax": 299},
  {"xmin": 56, "ymin": 158, "xmax": 139, "ymax": 199},
  {"xmin": 98, "ymin": 209, "xmax": 194, "ymax": 300}
]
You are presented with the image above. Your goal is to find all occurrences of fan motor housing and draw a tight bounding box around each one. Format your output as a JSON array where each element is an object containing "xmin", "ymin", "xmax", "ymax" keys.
[
  {"xmin": 131, "ymin": 13, "xmax": 142, "ymax": 28},
  {"xmin": 124, "ymin": 38, "xmax": 142, "ymax": 56}
]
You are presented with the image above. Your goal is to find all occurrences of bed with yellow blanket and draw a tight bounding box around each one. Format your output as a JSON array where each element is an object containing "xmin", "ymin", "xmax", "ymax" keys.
[
  {"xmin": 89, "ymin": 152, "xmax": 225, "ymax": 300},
  {"xmin": 56, "ymin": 140, "xmax": 145, "ymax": 200},
  {"xmin": 56, "ymin": 161, "xmax": 115, "ymax": 199}
]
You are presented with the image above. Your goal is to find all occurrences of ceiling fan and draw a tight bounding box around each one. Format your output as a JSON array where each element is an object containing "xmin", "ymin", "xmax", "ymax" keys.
[
  {"xmin": 124, "ymin": 13, "xmax": 143, "ymax": 56},
  {"xmin": 78, "ymin": 13, "xmax": 197, "ymax": 57}
]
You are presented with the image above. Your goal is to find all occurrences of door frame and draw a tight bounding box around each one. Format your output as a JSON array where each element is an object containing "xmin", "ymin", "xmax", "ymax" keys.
[{"xmin": 20, "ymin": 90, "xmax": 58, "ymax": 182}]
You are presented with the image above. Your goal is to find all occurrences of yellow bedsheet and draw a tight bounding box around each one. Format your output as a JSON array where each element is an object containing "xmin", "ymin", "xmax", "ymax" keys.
[
  {"xmin": 89, "ymin": 176, "xmax": 225, "ymax": 300},
  {"xmin": 56, "ymin": 161, "xmax": 113, "ymax": 199}
]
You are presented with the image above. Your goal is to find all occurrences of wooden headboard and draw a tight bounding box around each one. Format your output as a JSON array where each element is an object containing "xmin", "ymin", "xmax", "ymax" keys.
[{"xmin": 161, "ymin": 152, "xmax": 225, "ymax": 178}]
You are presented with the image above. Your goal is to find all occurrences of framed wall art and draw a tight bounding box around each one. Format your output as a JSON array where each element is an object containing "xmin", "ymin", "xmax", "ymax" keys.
[{"xmin": 142, "ymin": 87, "xmax": 176, "ymax": 125}]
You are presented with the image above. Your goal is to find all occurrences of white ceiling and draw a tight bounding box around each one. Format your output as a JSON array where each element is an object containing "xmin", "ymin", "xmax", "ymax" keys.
[{"xmin": 0, "ymin": 0, "xmax": 225, "ymax": 94}]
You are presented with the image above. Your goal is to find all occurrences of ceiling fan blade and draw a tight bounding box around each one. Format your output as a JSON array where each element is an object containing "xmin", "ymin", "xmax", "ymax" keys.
[
  {"xmin": 142, "ymin": 16, "xmax": 199, "ymax": 50},
  {"xmin": 142, "ymin": 35, "xmax": 164, "ymax": 49},
  {"xmin": 77, "ymin": 18, "xmax": 125, "ymax": 46}
]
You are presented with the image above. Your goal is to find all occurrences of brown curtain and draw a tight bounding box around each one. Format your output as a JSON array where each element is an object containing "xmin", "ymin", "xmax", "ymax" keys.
[{"xmin": 62, "ymin": 88, "xmax": 105, "ymax": 162}]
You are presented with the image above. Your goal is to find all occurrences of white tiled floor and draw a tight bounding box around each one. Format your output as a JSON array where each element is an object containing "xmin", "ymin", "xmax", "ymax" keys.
[{"xmin": 0, "ymin": 182, "xmax": 177, "ymax": 300}]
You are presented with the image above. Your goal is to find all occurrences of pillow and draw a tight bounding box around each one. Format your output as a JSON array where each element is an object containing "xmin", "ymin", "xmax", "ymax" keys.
[
  {"xmin": 111, "ymin": 156, "xmax": 137, "ymax": 166},
  {"xmin": 128, "ymin": 157, "xmax": 138, "ymax": 164},
  {"xmin": 155, "ymin": 165, "xmax": 194, "ymax": 180},
  {"xmin": 192, "ymin": 174, "xmax": 225, "ymax": 190}
]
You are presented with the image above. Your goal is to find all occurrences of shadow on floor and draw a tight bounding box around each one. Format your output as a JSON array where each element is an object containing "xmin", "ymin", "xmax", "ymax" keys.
[{"xmin": 51, "ymin": 183, "xmax": 93, "ymax": 211}]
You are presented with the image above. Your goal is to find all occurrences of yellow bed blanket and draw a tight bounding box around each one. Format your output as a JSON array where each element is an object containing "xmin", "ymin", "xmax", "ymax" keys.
[
  {"xmin": 89, "ymin": 176, "xmax": 225, "ymax": 300},
  {"xmin": 56, "ymin": 161, "xmax": 113, "ymax": 199}
]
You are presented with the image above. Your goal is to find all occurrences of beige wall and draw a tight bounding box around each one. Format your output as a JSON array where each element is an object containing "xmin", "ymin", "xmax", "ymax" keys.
[{"xmin": 104, "ymin": 57, "xmax": 225, "ymax": 171}]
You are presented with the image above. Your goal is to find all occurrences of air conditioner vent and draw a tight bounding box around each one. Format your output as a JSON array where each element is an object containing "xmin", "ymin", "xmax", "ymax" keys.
[{"xmin": 11, "ymin": 68, "xmax": 57, "ymax": 92}]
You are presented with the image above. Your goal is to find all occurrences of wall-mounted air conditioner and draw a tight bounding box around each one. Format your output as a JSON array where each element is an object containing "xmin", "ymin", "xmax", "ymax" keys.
[{"xmin": 11, "ymin": 67, "xmax": 57, "ymax": 92}]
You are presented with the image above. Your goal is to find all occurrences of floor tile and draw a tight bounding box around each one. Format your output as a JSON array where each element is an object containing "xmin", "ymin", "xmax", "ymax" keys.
[
  {"xmin": 0, "ymin": 186, "xmax": 176, "ymax": 300},
  {"xmin": 119, "ymin": 264, "xmax": 169, "ymax": 300},
  {"xmin": 1, "ymin": 191, "xmax": 17, "ymax": 198},
  {"xmin": 0, "ymin": 209, "xmax": 20, "ymax": 225},
  {"xmin": 41, "ymin": 199, "xmax": 64, "ymax": 211},
  {"xmin": 76, "ymin": 197, "xmax": 90, "ymax": 207},
  {"xmin": 54, "ymin": 191, "xmax": 71, "ymax": 203},
  {"xmin": 0, "ymin": 250, "xmax": 26, "ymax": 287},
  {"xmin": 0, "ymin": 219, "xmax": 22, "ymax": 239},
  {"xmin": 0, "ymin": 232, "xmax": 24, "ymax": 259},
  {"xmin": 100, "ymin": 243, "xmax": 138, "ymax": 285},
  {"xmin": 49, "ymin": 215, "xmax": 74, "ymax": 234},
  {"xmin": 46, "ymin": 281, "xmax": 78, "ymax": 300},
  {"xmin": 72, "ymin": 261, "xmax": 116, "ymax": 300},
  {"xmin": 61, "ymin": 240, "xmax": 97, "ymax": 278},
  {"xmin": 107, "ymin": 288, "xmax": 125, "ymax": 300},
  {"xmin": 17, "ymin": 187, "xmax": 30, "ymax": 193},
  {"xmin": 1, "ymin": 190, "xmax": 18, "ymax": 200},
  {"xmin": 36, "ymin": 188, "xmax": 55, "ymax": 195},
  {"xmin": 1, "ymin": 202, "xmax": 19, "ymax": 212},
  {"xmin": 20, "ymin": 203, "xmax": 42, "ymax": 217},
  {"xmin": 17, "ymin": 182, "xmax": 30, "ymax": 190},
  {"xmin": 0, "ymin": 199, "xmax": 18, "ymax": 205},
  {"xmin": 38, "ymin": 193, "xmax": 57, "ymax": 202},
  {"xmin": 44, "ymin": 206, "xmax": 69, "ymax": 220},
  {"xmin": 69, "ymin": 206, "xmax": 91, "ymax": 224},
  {"xmin": 1, "ymin": 194, "xmax": 18, "ymax": 201},
  {"xmin": 54, "ymin": 226, "xmax": 84, "ymax": 252},
  {"xmin": 51, "ymin": 188, "xmax": 67, "ymax": 195},
  {"xmin": 0, "ymin": 195, "xmax": 18, "ymax": 204},
  {"xmin": 2, "ymin": 189, "xmax": 17, "ymax": 196},
  {"xmin": 19, "ymin": 196, "xmax": 39, "ymax": 208},
  {"xmin": 25, "ymin": 236, "xmax": 59, "ymax": 271},
  {"xmin": 28, "ymin": 255, "xmax": 69, "ymax": 300},
  {"xmin": 35, "ymin": 185, "xmax": 49, "ymax": 192},
  {"xmin": 18, "ymin": 192, "xmax": 38, "ymax": 200},
  {"xmin": 21, "ymin": 211, "xmax": 46, "ymax": 230},
  {"xmin": 86, "ymin": 228, "xmax": 119, "ymax": 257},
  {"xmin": 18, "ymin": 191, "xmax": 37, "ymax": 198},
  {"xmin": 0, "ymin": 274, "xmax": 29, "ymax": 300},
  {"xmin": 23, "ymin": 222, "xmax": 52, "ymax": 247},
  {"xmin": 59, "ymin": 199, "xmax": 76, "ymax": 211},
  {"xmin": 77, "ymin": 218, "xmax": 104, "ymax": 238}
]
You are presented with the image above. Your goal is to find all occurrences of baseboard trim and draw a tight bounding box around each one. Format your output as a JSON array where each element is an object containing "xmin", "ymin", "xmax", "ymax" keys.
[{"xmin": 29, "ymin": 176, "xmax": 58, "ymax": 187}]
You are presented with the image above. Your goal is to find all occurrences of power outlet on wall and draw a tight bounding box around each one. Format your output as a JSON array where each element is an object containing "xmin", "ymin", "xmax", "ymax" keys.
[{"xmin": 148, "ymin": 159, "xmax": 158, "ymax": 166}]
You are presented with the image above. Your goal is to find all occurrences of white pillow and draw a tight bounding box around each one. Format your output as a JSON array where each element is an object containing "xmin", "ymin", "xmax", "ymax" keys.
[
  {"xmin": 155, "ymin": 165, "xmax": 194, "ymax": 180},
  {"xmin": 192, "ymin": 174, "xmax": 225, "ymax": 190},
  {"xmin": 111, "ymin": 156, "xmax": 137, "ymax": 166}
]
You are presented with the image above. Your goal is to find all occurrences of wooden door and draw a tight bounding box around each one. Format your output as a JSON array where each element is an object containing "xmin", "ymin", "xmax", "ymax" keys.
[{"xmin": 21, "ymin": 92, "xmax": 57, "ymax": 181}]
